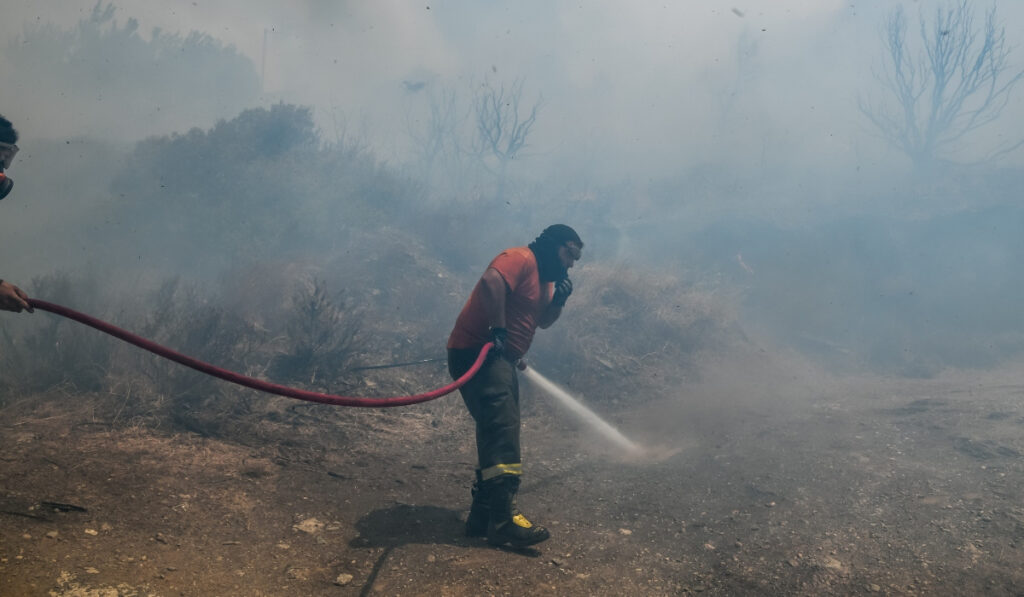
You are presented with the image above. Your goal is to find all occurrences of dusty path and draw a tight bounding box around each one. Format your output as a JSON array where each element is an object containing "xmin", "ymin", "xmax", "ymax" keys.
[{"xmin": 3, "ymin": 363, "xmax": 1024, "ymax": 596}]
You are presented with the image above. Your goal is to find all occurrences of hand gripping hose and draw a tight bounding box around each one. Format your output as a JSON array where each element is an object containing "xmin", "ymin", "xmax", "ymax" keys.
[{"xmin": 27, "ymin": 298, "xmax": 491, "ymax": 408}]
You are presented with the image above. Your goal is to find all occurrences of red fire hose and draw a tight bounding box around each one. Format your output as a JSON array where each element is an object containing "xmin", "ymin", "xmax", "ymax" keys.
[{"xmin": 26, "ymin": 298, "xmax": 491, "ymax": 408}]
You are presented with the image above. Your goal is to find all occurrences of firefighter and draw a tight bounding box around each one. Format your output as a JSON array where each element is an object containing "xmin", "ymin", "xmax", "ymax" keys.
[{"xmin": 447, "ymin": 224, "xmax": 582, "ymax": 548}]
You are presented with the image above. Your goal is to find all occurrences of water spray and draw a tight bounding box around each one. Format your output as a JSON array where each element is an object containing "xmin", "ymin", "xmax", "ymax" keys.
[{"xmin": 520, "ymin": 363, "xmax": 643, "ymax": 457}]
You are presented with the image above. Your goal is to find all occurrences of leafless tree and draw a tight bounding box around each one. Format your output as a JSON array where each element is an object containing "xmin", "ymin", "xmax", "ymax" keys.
[
  {"xmin": 859, "ymin": 1, "xmax": 1024, "ymax": 170},
  {"xmin": 406, "ymin": 85, "xmax": 464, "ymax": 177},
  {"xmin": 472, "ymin": 78, "xmax": 542, "ymax": 200}
]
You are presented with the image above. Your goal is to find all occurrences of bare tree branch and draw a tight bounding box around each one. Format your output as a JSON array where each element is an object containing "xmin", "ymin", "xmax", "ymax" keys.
[
  {"xmin": 474, "ymin": 79, "xmax": 540, "ymax": 161},
  {"xmin": 471, "ymin": 77, "xmax": 542, "ymax": 200},
  {"xmin": 859, "ymin": 0, "xmax": 1024, "ymax": 170}
]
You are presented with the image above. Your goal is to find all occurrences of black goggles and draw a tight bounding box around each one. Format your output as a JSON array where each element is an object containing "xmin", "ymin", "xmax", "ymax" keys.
[{"xmin": 0, "ymin": 142, "xmax": 18, "ymax": 171}]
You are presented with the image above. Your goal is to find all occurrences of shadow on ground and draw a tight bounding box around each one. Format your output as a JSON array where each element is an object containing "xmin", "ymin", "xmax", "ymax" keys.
[{"xmin": 349, "ymin": 504, "xmax": 467, "ymax": 550}]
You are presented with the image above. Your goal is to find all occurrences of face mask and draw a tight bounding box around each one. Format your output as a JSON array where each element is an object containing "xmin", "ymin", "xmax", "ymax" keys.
[{"xmin": 0, "ymin": 142, "xmax": 18, "ymax": 200}]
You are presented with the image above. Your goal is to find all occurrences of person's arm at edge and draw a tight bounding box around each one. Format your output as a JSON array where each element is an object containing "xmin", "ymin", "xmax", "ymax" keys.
[{"xmin": 0, "ymin": 279, "xmax": 33, "ymax": 313}]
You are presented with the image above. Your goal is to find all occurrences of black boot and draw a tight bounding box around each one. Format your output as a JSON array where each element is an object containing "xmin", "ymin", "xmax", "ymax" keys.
[
  {"xmin": 485, "ymin": 476, "xmax": 550, "ymax": 548},
  {"xmin": 465, "ymin": 469, "xmax": 489, "ymax": 537}
]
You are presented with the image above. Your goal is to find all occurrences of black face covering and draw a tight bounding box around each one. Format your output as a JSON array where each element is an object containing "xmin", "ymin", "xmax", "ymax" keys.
[
  {"xmin": 529, "ymin": 236, "xmax": 567, "ymax": 282},
  {"xmin": 527, "ymin": 224, "xmax": 583, "ymax": 282}
]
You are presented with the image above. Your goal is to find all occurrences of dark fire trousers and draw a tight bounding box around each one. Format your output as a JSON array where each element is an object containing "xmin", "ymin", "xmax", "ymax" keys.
[{"xmin": 448, "ymin": 347, "xmax": 521, "ymax": 481}]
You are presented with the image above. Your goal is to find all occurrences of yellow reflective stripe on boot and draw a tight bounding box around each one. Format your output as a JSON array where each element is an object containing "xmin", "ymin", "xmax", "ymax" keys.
[
  {"xmin": 512, "ymin": 513, "xmax": 533, "ymax": 528},
  {"xmin": 480, "ymin": 463, "xmax": 522, "ymax": 480}
]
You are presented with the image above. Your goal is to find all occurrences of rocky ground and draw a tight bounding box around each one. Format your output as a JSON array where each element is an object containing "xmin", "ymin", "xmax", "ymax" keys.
[{"xmin": 4, "ymin": 353, "xmax": 1024, "ymax": 596}]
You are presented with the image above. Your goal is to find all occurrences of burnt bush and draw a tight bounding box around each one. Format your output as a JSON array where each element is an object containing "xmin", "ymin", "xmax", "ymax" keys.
[
  {"xmin": 115, "ymin": 277, "xmax": 263, "ymax": 435},
  {"xmin": 109, "ymin": 104, "xmax": 423, "ymax": 277},
  {"xmin": 268, "ymin": 278, "xmax": 363, "ymax": 388},
  {"xmin": 0, "ymin": 272, "xmax": 113, "ymax": 397}
]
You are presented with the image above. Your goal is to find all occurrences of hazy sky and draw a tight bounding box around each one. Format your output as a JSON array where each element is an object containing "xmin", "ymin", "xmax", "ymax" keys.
[{"xmin": 3, "ymin": 1, "xmax": 1024, "ymax": 178}]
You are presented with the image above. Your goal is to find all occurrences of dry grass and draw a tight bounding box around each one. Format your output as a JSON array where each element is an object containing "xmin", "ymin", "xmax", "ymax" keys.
[{"xmin": 530, "ymin": 263, "xmax": 742, "ymax": 404}]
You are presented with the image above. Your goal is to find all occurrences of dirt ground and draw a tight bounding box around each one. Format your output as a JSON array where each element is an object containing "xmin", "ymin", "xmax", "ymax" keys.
[{"xmin": 4, "ymin": 352, "xmax": 1024, "ymax": 596}]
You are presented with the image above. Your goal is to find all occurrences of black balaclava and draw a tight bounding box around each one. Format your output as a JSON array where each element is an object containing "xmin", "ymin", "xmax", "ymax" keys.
[{"xmin": 528, "ymin": 224, "xmax": 583, "ymax": 282}]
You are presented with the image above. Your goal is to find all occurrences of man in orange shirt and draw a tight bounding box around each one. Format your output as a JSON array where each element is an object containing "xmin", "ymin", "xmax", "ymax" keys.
[
  {"xmin": 0, "ymin": 114, "xmax": 33, "ymax": 314},
  {"xmin": 448, "ymin": 224, "xmax": 583, "ymax": 548}
]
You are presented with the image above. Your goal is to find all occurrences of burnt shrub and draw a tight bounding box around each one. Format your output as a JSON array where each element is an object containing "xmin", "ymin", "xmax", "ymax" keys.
[
  {"xmin": 267, "ymin": 277, "xmax": 364, "ymax": 388},
  {"xmin": 116, "ymin": 277, "xmax": 263, "ymax": 435},
  {"xmin": 0, "ymin": 272, "xmax": 113, "ymax": 397}
]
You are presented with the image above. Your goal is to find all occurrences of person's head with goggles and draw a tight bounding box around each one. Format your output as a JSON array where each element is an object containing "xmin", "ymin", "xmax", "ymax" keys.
[{"xmin": 0, "ymin": 115, "xmax": 19, "ymax": 200}]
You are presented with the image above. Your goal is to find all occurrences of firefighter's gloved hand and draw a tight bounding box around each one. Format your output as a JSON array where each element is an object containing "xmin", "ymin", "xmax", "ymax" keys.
[
  {"xmin": 552, "ymin": 278, "xmax": 573, "ymax": 307},
  {"xmin": 489, "ymin": 327, "xmax": 508, "ymax": 360}
]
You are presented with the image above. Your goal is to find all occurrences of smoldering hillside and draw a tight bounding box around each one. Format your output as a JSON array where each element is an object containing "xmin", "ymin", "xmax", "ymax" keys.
[{"xmin": 0, "ymin": 97, "xmax": 741, "ymax": 433}]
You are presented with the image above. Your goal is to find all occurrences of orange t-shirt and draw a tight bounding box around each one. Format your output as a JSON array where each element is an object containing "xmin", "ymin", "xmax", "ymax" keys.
[{"xmin": 447, "ymin": 246, "xmax": 553, "ymax": 359}]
